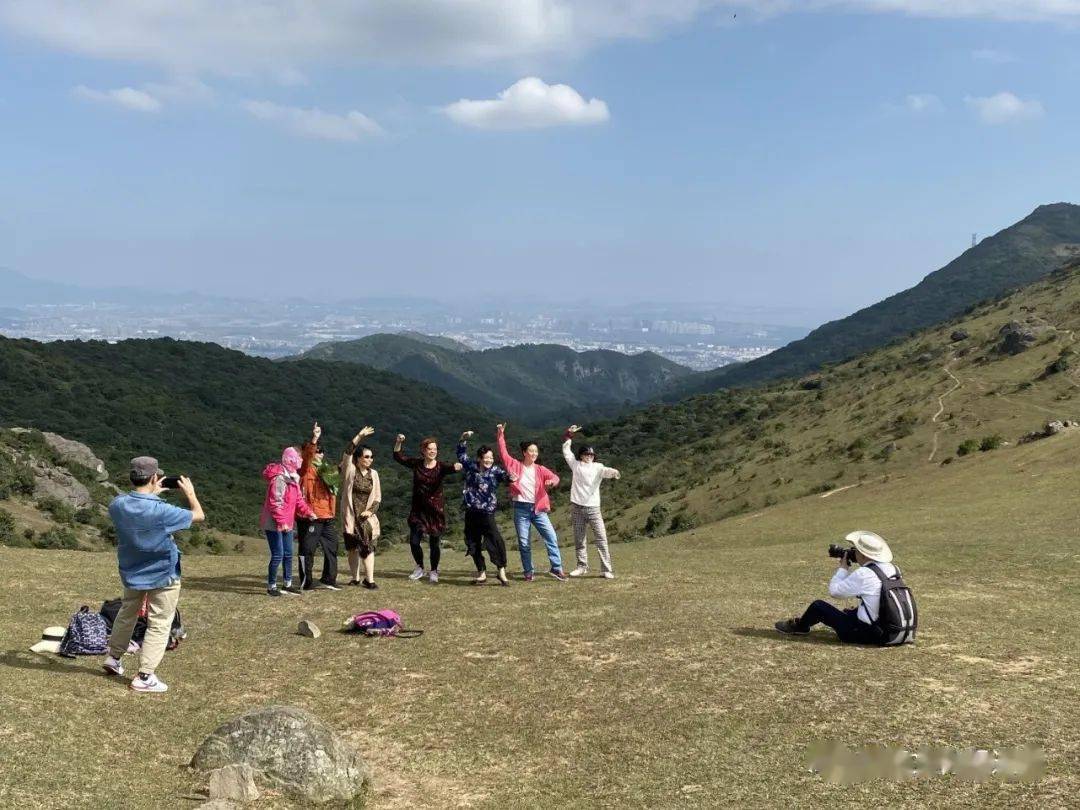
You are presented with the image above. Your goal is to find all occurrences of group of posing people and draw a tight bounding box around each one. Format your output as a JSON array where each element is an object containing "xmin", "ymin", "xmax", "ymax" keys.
[{"xmin": 259, "ymin": 422, "xmax": 622, "ymax": 596}]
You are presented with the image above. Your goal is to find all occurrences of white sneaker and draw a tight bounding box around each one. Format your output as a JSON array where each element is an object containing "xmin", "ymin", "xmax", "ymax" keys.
[
  {"xmin": 429, "ymin": 570, "xmax": 439, "ymax": 584},
  {"xmin": 130, "ymin": 673, "xmax": 168, "ymax": 693},
  {"xmin": 408, "ymin": 567, "xmax": 426, "ymax": 581},
  {"xmin": 102, "ymin": 655, "xmax": 124, "ymax": 677},
  {"xmin": 569, "ymin": 566, "xmax": 588, "ymax": 577},
  {"xmin": 602, "ymin": 571, "xmax": 615, "ymax": 580}
]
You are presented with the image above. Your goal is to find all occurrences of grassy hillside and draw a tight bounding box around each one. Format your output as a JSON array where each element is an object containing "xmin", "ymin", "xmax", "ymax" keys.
[
  {"xmin": 563, "ymin": 256, "xmax": 1080, "ymax": 544},
  {"xmin": 676, "ymin": 202, "xmax": 1080, "ymax": 395},
  {"xmin": 0, "ymin": 421, "xmax": 1076, "ymax": 807},
  {"xmin": 0, "ymin": 337, "xmax": 493, "ymax": 537},
  {"xmin": 299, "ymin": 333, "xmax": 692, "ymax": 422}
]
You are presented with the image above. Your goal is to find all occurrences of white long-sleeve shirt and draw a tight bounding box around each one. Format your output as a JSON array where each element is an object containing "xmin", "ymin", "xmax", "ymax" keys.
[
  {"xmin": 562, "ymin": 439, "xmax": 619, "ymax": 508},
  {"xmin": 828, "ymin": 562, "xmax": 898, "ymax": 624}
]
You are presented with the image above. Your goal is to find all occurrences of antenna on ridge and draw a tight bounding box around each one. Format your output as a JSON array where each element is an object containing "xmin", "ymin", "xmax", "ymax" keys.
[{"xmin": 971, "ymin": 233, "xmax": 977, "ymax": 248}]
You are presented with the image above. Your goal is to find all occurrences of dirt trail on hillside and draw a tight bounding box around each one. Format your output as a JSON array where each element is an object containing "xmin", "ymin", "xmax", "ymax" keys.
[{"xmin": 928, "ymin": 360, "xmax": 962, "ymax": 463}]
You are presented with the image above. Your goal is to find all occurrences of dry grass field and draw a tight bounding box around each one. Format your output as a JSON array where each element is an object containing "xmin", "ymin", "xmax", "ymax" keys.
[{"xmin": 1, "ymin": 428, "xmax": 1077, "ymax": 808}]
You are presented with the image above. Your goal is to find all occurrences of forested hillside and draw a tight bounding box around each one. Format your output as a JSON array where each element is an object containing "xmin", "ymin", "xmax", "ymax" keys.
[
  {"xmin": 0, "ymin": 337, "xmax": 493, "ymax": 536},
  {"xmin": 299, "ymin": 333, "xmax": 691, "ymax": 422},
  {"xmin": 673, "ymin": 203, "xmax": 1080, "ymax": 395}
]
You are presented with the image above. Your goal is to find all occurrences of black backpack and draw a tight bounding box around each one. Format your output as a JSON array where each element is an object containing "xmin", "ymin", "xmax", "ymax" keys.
[{"xmin": 866, "ymin": 563, "xmax": 917, "ymax": 645}]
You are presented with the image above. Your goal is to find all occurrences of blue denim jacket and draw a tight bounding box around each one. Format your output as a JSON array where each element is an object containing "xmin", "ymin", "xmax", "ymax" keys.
[{"xmin": 108, "ymin": 492, "xmax": 191, "ymax": 590}]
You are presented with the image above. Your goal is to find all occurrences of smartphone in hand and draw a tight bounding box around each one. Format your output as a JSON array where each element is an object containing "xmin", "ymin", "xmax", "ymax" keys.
[{"xmin": 161, "ymin": 476, "xmax": 182, "ymax": 490}]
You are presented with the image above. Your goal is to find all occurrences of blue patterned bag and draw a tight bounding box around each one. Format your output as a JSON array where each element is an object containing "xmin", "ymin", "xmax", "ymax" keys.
[{"xmin": 58, "ymin": 606, "xmax": 109, "ymax": 657}]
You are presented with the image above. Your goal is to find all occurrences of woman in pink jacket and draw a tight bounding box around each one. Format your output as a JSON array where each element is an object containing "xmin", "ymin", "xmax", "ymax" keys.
[
  {"xmin": 260, "ymin": 446, "xmax": 316, "ymax": 597},
  {"xmin": 496, "ymin": 423, "xmax": 568, "ymax": 582}
]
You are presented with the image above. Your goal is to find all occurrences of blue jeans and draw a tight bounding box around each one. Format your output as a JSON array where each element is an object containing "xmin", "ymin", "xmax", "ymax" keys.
[
  {"xmin": 513, "ymin": 503, "xmax": 562, "ymax": 574},
  {"xmin": 265, "ymin": 529, "xmax": 294, "ymax": 588}
]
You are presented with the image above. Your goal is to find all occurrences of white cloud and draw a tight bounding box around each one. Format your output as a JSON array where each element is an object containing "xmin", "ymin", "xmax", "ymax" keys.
[
  {"xmin": 242, "ymin": 100, "xmax": 383, "ymax": 141},
  {"xmin": 971, "ymin": 48, "xmax": 1017, "ymax": 63},
  {"xmin": 442, "ymin": 77, "xmax": 609, "ymax": 130},
  {"xmin": 4, "ymin": 2, "xmax": 1078, "ymax": 75},
  {"xmin": 72, "ymin": 84, "xmax": 162, "ymax": 112},
  {"xmin": 904, "ymin": 93, "xmax": 944, "ymax": 113},
  {"xmin": 964, "ymin": 91, "xmax": 1044, "ymax": 125}
]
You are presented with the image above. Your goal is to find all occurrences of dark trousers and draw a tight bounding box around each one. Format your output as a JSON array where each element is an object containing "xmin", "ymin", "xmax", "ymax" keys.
[
  {"xmin": 409, "ymin": 524, "xmax": 442, "ymax": 571},
  {"xmin": 297, "ymin": 518, "xmax": 339, "ymax": 588},
  {"xmin": 464, "ymin": 510, "xmax": 507, "ymax": 572},
  {"xmin": 798, "ymin": 600, "xmax": 882, "ymax": 644}
]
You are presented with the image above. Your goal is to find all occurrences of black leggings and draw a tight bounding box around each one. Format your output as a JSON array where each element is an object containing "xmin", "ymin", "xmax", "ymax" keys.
[
  {"xmin": 798, "ymin": 600, "xmax": 883, "ymax": 644},
  {"xmin": 464, "ymin": 510, "xmax": 507, "ymax": 571},
  {"xmin": 409, "ymin": 524, "xmax": 442, "ymax": 571}
]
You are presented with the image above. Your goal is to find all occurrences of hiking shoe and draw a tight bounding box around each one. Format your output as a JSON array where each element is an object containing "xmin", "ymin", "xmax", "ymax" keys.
[
  {"xmin": 569, "ymin": 566, "xmax": 588, "ymax": 577},
  {"xmin": 362, "ymin": 579, "xmax": 379, "ymax": 591},
  {"xmin": 348, "ymin": 579, "xmax": 361, "ymax": 586},
  {"xmin": 321, "ymin": 582, "xmax": 342, "ymax": 591},
  {"xmin": 523, "ymin": 572, "xmax": 534, "ymax": 582},
  {"xmin": 774, "ymin": 619, "xmax": 809, "ymax": 636},
  {"xmin": 429, "ymin": 571, "xmax": 439, "ymax": 584},
  {"xmin": 130, "ymin": 673, "xmax": 168, "ymax": 693},
  {"xmin": 102, "ymin": 656, "xmax": 124, "ymax": 677},
  {"xmin": 602, "ymin": 571, "xmax": 615, "ymax": 580},
  {"xmin": 267, "ymin": 587, "xmax": 282, "ymax": 597},
  {"xmin": 548, "ymin": 569, "xmax": 569, "ymax": 582},
  {"xmin": 473, "ymin": 572, "xmax": 488, "ymax": 585},
  {"xmin": 282, "ymin": 585, "xmax": 303, "ymax": 596},
  {"xmin": 408, "ymin": 567, "xmax": 426, "ymax": 581},
  {"xmin": 126, "ymin": 640, "xmax": 141, "ymax": 653}
]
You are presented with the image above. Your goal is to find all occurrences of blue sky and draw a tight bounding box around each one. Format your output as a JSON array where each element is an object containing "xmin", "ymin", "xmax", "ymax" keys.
[{"xmin": 1, "ymin": 1, "xmax": 1078, "ymax": 325}]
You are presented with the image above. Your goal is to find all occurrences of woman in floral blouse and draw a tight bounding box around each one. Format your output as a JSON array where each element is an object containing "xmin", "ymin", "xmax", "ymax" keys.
[
  {"xmin": 393, "ymin": 433, "xmax": 462, "ymax": 584},
  {"xmin": 456, "ymin": 431, "xmax": 514, "ymax": 586}
]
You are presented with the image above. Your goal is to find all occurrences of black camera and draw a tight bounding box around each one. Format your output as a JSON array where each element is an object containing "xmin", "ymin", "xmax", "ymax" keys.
[
  {"xmin": 160, "ymin": 476, "xmax": 183, "ymax": 490},
  {"xmin": 828, "ymin": 543, "xmax": 857, "ymax": 563}
]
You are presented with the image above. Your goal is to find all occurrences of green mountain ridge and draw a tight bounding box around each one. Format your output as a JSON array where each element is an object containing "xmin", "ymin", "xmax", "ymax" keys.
[
  {"xmin": 0, "ymin": 336, "xmax": 494, "ymax": 536},
  {"xmin": 298, "ymin": 334, "xmax": 693, "ymax": 422},
  {"xmin": 674, "ymin": 202, "xmax": 1080, "ymax": 396}
]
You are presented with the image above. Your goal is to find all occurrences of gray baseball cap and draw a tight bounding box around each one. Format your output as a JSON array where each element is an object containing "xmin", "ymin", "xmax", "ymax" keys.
[{"xmin": 130, "ymin": 456, "xmax": 164, "ymax": 478}]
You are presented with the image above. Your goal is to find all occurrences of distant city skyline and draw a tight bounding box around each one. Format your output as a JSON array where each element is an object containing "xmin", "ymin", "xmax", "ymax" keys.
[{"xmin": 1, "ymin": 3, "xmax": 1077, "ymax": 324}]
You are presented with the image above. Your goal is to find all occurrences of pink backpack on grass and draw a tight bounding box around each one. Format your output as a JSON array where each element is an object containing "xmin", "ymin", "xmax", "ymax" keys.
[{"xmin": 346, "ymin": 610, "xmax": 422, "ymax": 639}]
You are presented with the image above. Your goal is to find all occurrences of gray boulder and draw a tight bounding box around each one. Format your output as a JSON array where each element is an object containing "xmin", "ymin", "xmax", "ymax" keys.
[
  {"xmin": 297, "ymin": 620, "xmax": 321, "ymax": 639},
  {"xmin": 41, "ymin": 432, "xmax": 110, "ymax": 482},
  {"xmin": 31, "ymin": 461, "xmax": 94, "ymax": 509},
  {"xmin": 208, "ymin": 764, "xmax": 259, "ymax": 803},
  {"xmin": 191, "ymin": 706, "xmax": 368, "ymax": 806},
  {"xmin": 950, "ymin": 329, "xmax": 970, "ymax": 342}
]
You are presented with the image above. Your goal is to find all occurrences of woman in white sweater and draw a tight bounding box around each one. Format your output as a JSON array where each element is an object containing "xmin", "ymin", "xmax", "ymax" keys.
[{"xmin": 562, "ymin": 425, "xmax": 621, "ymax": 579}]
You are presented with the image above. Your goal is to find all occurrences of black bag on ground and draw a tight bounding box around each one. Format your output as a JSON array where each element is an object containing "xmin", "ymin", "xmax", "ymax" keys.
[
  {"xmin": 99, "ymin": 598, "xmax": 184, "ymax": 649},
  {"xmin": 866, "ymin": 563, "xmax": 917, "ymax": 645}
]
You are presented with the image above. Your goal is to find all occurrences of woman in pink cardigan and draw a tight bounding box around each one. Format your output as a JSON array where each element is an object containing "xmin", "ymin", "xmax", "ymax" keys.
[{"xmin": 496, "ymin": 423, "xmax": 568, "ymax": 582}]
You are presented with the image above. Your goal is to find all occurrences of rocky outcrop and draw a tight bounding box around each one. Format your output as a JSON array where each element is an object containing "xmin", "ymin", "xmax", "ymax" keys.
[
  {"xmin": 997, "ymin": 319, "xmax": 1052, "ymax": 355},
  {"xmin": 40, "ymin": 432, "xmax": 109, "ymax": 482},
  {"xmin": 191, "ymin": 706, "xmax": 368, "ymax": 806},
  {"xmin": 30, "ymin": 462, "xmax": 94, "ymax": 509},
  {"xmin": 950, "ymin": 329, "xmax": 970, "ymax": 342},
  {"xmin": 1019, "ymin": 419, "xmax": 1078, "ymax": 444}
]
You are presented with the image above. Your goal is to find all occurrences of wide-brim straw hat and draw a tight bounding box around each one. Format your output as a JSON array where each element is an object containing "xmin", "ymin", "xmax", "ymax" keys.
[
  {"xmin": 844, "ymin": 530, "xmax": 893, "ymax": 563},
  {"xmin": 29, "ymin": 626, "xmax": 68, "ymax": 654}
]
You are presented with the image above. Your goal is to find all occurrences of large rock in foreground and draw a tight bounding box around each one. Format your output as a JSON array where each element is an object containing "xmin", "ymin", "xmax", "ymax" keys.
[{"xmin": 191, "ymin": 706, "xmax": 367, "ymax": 806}]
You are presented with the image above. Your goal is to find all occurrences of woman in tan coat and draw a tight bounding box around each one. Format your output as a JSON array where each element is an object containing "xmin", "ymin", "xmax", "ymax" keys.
[{"xmin": 338, "ymin": 426, "xmax": 382, "ymax": 589}]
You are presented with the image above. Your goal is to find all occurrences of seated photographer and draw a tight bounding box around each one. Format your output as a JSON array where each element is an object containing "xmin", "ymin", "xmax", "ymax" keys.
[{"xmin": 775, "ymin": 531, "xmax": 902, "ymax": 644}]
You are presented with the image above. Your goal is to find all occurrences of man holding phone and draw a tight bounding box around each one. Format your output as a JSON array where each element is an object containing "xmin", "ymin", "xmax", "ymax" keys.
[{"xmin": 102, "ymin": 456, "xmax": 204, "ymax": 693}]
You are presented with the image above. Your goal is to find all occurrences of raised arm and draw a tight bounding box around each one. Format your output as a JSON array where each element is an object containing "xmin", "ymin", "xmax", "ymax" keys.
[
  {"xmin": 393, "ymin": 433, "xmax": 414, "ymax": 468},
  {"xmin": 343, "ymin": 425, "xmax": 375, "ymax": 462},
  {"xmin": 496, "ymin": 424, "xmax": 515, "ymax": 469},
  {"xmin": 456, "ymin": 431, "xmax": 476, "ymax": 471},
  {"xmin": 561, "ymin": 438, "xmax": 578, "ymax": 472},
  {"xmin": 601, "ymin": 465, "xmax": 621, "ymax": 480}
]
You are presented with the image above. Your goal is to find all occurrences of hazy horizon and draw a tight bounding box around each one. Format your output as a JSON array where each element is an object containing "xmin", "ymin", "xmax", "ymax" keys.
[{"xmin": 2, "ymin": 3, "xmax": 1077, "ymax": 326}]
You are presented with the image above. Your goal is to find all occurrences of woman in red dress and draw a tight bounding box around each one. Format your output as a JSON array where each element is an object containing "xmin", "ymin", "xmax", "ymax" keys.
[{"xmin": 393, "ymin": 434, "xmax": 462, "ymax": 584}]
